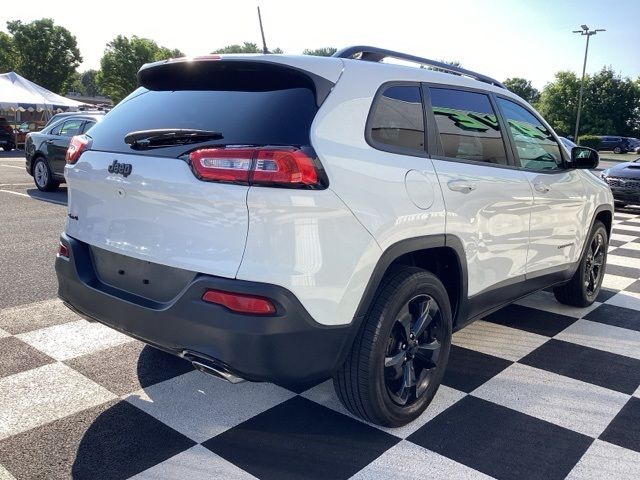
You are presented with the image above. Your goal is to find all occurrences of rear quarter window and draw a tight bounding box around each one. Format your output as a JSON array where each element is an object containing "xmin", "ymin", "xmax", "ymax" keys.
[{"xmin": 366, "ymin": 84, "xmax": 425, "ymax": 155}]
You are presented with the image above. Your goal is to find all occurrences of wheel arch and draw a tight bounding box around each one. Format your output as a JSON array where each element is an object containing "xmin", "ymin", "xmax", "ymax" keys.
[
  {"xmin": 353, "ymin": 234, "xmax": 468, "ymax": 329},
  {"xmin": 594, "ymin": 207, "xmax": 613, "ymax": 238}
]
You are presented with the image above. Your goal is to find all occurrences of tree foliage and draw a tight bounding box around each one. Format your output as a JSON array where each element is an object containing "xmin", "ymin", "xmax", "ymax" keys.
[
  {"xmin": 0, "ymin": 31, "xmax": 16, "ymax": 72},
  {"xmin": 97, "ymin": 35, "xmax": 184, "ymax": 104},
  {"xmin": 303, "ymin": 47, "xmax": 337, "ymax": 57},
  {"xmin": 537, "ymin": 68, "xmax": 640, "ymax": 137},
  {"xmin": 66, "ymin": 69, "xmax": 103, "ymax": 97},
  {"xmin": 503, "ymin": 77, "xmax": 540, "ymax": 105},
  {"xmin": 211, "ymin": 42, "xmax": 283, "ymax": 54},
  {"xmin": 4, "ymin": 19, "xmax": 82, "ymax": 93}
]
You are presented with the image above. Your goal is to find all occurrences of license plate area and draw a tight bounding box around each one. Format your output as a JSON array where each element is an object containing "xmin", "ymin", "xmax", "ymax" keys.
[{"xmin": 90, "ymin": 246, "xmax": 197, "ymax": 302}]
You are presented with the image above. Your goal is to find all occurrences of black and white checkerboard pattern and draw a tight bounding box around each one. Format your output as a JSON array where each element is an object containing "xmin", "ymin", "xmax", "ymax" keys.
[{"xmin": 1, "ymin": 213, "xmax": 640, "ymax": 480}]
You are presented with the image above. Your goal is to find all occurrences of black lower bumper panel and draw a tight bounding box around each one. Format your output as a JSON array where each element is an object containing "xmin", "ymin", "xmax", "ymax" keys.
[{"xmin": 56, "ymin": 233, "xmax": 354, "ymax": 383}]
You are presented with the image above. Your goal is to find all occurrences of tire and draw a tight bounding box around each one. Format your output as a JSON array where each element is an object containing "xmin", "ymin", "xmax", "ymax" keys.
[
  {"xmin": 613, "ymin": 146, "xmax": 622, "ymax": 154},
  {"xmin": 33, "ymin": 157, "xmax": 59, "ymax": 192},
  {"xmin": 333, "ymin": 267, "xmax": 452, "ymax": 427},
  {"xmin": 554, "ymin": 220, "xmax": 608, "ymax": 307}
]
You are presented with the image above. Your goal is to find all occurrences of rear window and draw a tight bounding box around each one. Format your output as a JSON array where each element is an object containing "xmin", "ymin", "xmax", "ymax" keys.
[{"xmin": 87, "ymin": 74, "xmax": 320, "ymax": 157}]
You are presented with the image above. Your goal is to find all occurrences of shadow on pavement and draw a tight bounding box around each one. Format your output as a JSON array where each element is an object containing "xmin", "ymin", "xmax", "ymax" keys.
[
  {"xmin": 26, "ymin": 187, "xmax": 68, "ymax": 206},
  {"xmin": 71, "ymin": 346, "xmax": 196, "ymax": 479}
]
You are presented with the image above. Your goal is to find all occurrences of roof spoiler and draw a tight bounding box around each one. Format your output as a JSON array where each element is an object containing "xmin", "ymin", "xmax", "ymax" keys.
[{"xmin": 333, "ymin": 45, "xmax": 506, "ymax": 89}]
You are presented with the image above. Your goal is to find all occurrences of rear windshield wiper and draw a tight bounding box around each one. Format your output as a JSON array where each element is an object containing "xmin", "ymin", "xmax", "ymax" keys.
[{"xmin": 124, "ymin": 129, "xmax": 223, "ymax": 149}]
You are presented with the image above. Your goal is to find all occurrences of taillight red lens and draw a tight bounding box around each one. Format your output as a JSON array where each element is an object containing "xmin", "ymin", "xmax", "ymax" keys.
[
  {"xmin": 188, "ymin": 147, "xmax": 321, "ymax": 187},
  {"xmin": 202, "ymin": 289, "xmax": 276, "ymax": 315},
  {"xmin": 57, "ymin": 242, "xmax": 69, "ymax": 258},
  {"xmin": 66, "ymin": 135, "xmax": 91, "ymax": 164},
  {"xmin": 253, "ymin": 149, "xmax": 318, "ymax": 185}
]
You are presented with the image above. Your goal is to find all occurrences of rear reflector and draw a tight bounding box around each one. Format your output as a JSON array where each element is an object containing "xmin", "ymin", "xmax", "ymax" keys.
[
  {"xmin": 189, "ymin": 147, "xmax": 320, "ymax": 187},
  {"xmin": 66, "ymin": 135, "xmax": 92, "ymax": 164},
  {"xmin": 57, "ymin": 242, "xmax": 69, "ymax": 258},
  {"xmin": 202, "ymin": 289, "xmax": 276, "ymax": 315}
]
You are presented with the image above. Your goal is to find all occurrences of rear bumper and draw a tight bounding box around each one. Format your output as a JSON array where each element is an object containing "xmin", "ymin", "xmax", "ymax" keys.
[{"xmin": 56, "ymin": 233, "xmax": 354, "ymax": 383}]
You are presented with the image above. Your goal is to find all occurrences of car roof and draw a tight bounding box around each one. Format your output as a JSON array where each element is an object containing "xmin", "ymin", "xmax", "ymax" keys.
[{"xmin": 140, "ymin": 52, "xmax": 519, "ymax": 100}]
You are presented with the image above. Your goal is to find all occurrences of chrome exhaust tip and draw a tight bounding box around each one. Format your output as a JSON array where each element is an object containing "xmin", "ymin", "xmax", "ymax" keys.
[
  {"xmin": 181, "ymin": 350, "xmax": 245, "ymax": 384},
  {"xmin": 191, "ymin": 360, "xmax": 245, "ymax": 384}
]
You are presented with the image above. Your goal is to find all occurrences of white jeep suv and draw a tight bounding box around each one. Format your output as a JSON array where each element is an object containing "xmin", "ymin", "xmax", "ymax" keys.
[{"xmin": 56, "ymin": 46, "xmax": 613, "ymax": 427}]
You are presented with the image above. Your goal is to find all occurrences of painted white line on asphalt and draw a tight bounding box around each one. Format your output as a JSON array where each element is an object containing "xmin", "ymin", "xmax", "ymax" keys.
[
  {"xmin": 0, "ymin": 189, "xmax": 66, "ymax": 206},
  {"xmin": 0, "ymin": 164, "xmax": 24, "ymax": 169},
  {"xmin": 0, "ymin": 183, "xmax": 33, "ymax": 187}
]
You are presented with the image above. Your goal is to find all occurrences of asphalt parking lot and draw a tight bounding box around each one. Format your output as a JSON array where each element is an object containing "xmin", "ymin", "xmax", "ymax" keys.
[{"xmin": 0, "ymin": 150, "xmax": 639, "ymax": 480}]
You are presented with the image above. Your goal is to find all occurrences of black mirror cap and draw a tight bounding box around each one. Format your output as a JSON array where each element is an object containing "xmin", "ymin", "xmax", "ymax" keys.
[{"xmin": 571, "ymin": 146, "xmax": 599, "ymax": 169}]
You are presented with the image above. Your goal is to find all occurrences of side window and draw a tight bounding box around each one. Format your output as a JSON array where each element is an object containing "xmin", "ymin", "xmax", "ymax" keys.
[
  {"xmin": 59, "ymin": 120, "xmax": 84, "ymax": 138},
  {"xmin": 368, "ymin": 84, "xmax": 425, "ymax": 154},
  {"xmin": 497, "ymin": 98, "xmax": 563, "ymax": 171},
  {"xmin": 81, "ymin": 121, "xmax": 96, "ymax": 134},
  {"xmin": 429, "ymin": 88, "xmax": 508, "ymax": 165},
  {"xmin": 49, "ymin": 123, "xmax": 62, "ymax": 136}
]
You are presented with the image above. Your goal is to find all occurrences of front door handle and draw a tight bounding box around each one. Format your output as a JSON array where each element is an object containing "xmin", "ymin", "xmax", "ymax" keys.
[
  {"xmin": 448, "ymin": 179, "xmax": 477, "ymax": 193},
  {"xmin": 534, "ymin": 182, "xmax": 550, "ymax": 193},
  {"xmin": 45, "ymin": 139, "xmax": 54, "ymax": 144}
]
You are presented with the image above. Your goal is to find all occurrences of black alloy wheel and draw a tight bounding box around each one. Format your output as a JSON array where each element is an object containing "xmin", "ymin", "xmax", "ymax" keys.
[
  {"xmin": 584, "ymin": 231, "xmax": 606, "ymax": 297},
  {"xmin": 384, "ymin": 294, "xmax": 444, "ymax": 406}
]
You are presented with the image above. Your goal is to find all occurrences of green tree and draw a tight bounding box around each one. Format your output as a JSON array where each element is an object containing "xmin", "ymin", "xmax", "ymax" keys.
[
  {"xmin": 0, "ymin": 31, "xmax": 16, "ymax": 72},
  {"xmin": 503, "ymin": 77, "xmax": 540, "ymax": 105},
  {"xmin": 538, "ymin": 68, "xmax": 640, "ymax": 137},
  {"xmin": 303, "ymin": 47, "xmax": 337, "ymax": 57},
  {"xmin": 6, "ymin": 19, "xmax": 82, "ymax": 93},
  {"xmin": 211, "ymin": 42, "xmax": 283, "ymax": 54},
  {"xmin": 65, "ymin": 69, "xmax": 103, "ymax": 97},
  {"xmin": 537, "ymin": 71, "xmax": 581, "ymax": 136},
  {"xmin": 580, "ymin": 67, "xmax": 640, "ymax": 137},
  {"xmin": 97, "ymin": 35, "xmax": 184, "ymax": 104},
  {"xmin": 80, "ymin": 70, "xmax": 102, "ymax": 97}
]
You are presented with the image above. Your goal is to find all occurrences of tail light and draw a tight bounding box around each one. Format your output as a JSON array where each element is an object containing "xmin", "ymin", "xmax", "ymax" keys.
[
  {"xmin": 188, "ymin": 147, "xmax": 324, "ymax": 188},
  {"xmin": 57, "ymin": 242, "xmax": 69, "ymax": 258},
  {"xmin": 66, "ymin": 135, "xmax": 92, "ymax": 164},
  {"xmin": 202, "ymin": 289, "xmax": 276, "ymax": 315}
]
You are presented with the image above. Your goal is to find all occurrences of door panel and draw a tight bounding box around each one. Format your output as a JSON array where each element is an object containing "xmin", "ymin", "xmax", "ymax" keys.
[
  {"xmin": 428, "ymin": 87, "xmax": 533, "ymax": 297},
  {"xmin": 433, "ymin": 159, "xmax": 533, "ymax": 296},
  {"xmin": 494, "ymin": 96, "xmax": 588, "ymax": 274},
  {"xmin": 522, "ymin": 170, "xmax": 587, "ymax": 273}
]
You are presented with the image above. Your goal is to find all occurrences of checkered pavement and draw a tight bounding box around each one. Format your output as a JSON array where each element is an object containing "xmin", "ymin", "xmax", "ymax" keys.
[{"xmin": 1, "ymin": 212, "xmax": 640, "ymax": 480}]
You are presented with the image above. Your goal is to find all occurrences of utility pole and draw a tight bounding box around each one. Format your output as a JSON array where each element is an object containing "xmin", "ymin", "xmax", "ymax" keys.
[{"xmin": 572, "ymin": 25, "xmax": 605, "ymax": 144}]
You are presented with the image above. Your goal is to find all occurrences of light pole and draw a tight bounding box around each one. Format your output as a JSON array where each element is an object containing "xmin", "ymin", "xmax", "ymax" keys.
[{"xmin": 572, "ymin": 25, "xmax": 605, "ymax": 144}]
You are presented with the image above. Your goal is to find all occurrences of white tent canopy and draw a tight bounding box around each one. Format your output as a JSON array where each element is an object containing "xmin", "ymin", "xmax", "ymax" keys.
[{"xmin": 0, "ymin": 71, "xmax": 84, "ymax": 112}]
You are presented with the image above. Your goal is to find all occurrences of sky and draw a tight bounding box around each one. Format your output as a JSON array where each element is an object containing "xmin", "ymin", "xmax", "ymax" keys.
[{"xmin": 2, "ymin": 0, "xmax": 639, "ymax": 89}]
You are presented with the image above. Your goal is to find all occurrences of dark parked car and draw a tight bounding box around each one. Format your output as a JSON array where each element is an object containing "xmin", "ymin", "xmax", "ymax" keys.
[
  {"xmin": 25, "ymin": 114, "xmax": 102, "ymax": 191},
  {"xmin": 43, "ymin": 110, "xmax": 105, "ymax": 129},
  {"xmin": 627, "ymin": 137, "xmax": 640, "ymax": 154},
  {"xmin": 598, "ymin": 136, "xmax": 632, "ymax": 154},
  {"xmin": 601, "ymin": 159, "xmax": 640, "ymax": 207},
  {"xmin": 0, "ymin": 117, "xmax": 16, "ymax": 151}
]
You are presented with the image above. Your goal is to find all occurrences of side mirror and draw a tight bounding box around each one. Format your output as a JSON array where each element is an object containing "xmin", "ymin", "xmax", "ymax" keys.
[{"xmin": 571, "ymin": 146, "xmax": 599, "ymax": 169}]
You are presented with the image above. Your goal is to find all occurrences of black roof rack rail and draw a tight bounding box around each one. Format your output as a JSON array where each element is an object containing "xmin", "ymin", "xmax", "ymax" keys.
[{"xmin": 332, "ymin": 45, "xmax": 506, "ymax": 89}]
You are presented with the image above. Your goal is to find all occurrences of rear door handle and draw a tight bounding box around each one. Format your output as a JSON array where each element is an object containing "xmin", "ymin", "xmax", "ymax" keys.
[
  {"xmin": 534, "ymin": 182, "xmax": 550, "ymax": 193},
  {"xmin": 447, "ymin": 179, "xmax": 477, "ymax": 193}
]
